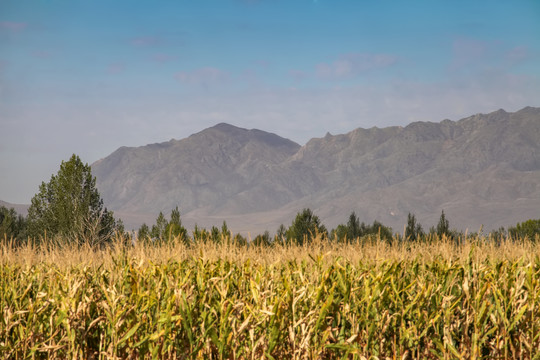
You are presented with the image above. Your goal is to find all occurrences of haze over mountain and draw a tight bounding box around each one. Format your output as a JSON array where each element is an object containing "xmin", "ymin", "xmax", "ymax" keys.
[
  {"xmin": 92, "ymin": 107, "xmax": 540, "ymax": 234},
  {"xmin": 0, "ymin": 200, "xmax": 29, "ymax": 217}
]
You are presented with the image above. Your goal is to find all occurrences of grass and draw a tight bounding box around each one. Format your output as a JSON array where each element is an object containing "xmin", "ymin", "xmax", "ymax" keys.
[{"xmin": 1, "ymin": 235, "xmax": 540, "ymax": 359}]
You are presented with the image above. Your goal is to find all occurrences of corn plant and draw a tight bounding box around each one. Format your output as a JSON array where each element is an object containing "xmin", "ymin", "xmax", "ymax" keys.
[{"xmin": 1, "ymin": 237, "xmax": 540, "ymax": 359}]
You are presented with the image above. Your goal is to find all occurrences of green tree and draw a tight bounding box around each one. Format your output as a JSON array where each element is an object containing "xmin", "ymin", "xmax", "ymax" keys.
[
  {"xmin": 369, "ymin": 220, "xmax": 393, "ymax": 241},
  {"xmin": 509, "ymin": 219, "xmax": 540, "ymax": 241},
  {"xmin": 436, "ymin": 210, "xmax": 450, "ymax": 238},
  {"xmin": 490, "ymin": 226, "xmax": 507, "ymax": 244},
  {"xmin": 232, "ymin": 233, "xmax": 247, "ymax": 246},
  {"xmin": 148, "ymin": 207, "xmax": 189, "ymax": 245},
  {"xmin": 0, "ymin": 206, "xmax": 27, "ymax": 243},
  {"xmin": 275, "ymin": 224, "xmax": 287, "ymax": 245},
  {"xmin": 27, "ymin": 154, "xmax": 116, "ymax": 246},
  {"xmin": 150, "ymin": 211, "xmax": 168, "ymax": 241},
  {"xmin": 252, "ymin": 230, "xmax": 271, "ymax": 247},
  {"xmin": 405, "ymin": 212, "xmax": 424, "ymax": 242},
  {"xmin": 221, "ymin": 221, "xmax": 231, "ymax": 239},
  {"xmin": 287, "ymin": 208, "xmax": 327, "ymax": 245},
  {"xmin": 192, "ymin": 224, "xmax": 210, "ymax": 243},
  {"xmin": 331, "ymin": 214, "xmax": 393, "ymax": 243},
  {"xmin": 165, "ymin": 206, "xmax": 188, "ymax": 244},
  {"xmin": 331, "ymin": 224, "xmax": 348, "ymax": 243},
  {"xmin": 210, "ymin": 226, "xmax": 221, "ymax": 243},
  {"xmin": 137, "ymin": 223, "xmax": 150, "ymax": 244},
  {"xmin": 115, "ymin": 218, "xmax": 132, "ymax": 246},
  {"xmin": 346, "ymin": 211, "xmax": 362, "ymax": 241}
]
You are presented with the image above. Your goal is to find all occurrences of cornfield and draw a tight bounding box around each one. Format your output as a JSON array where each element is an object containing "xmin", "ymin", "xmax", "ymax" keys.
[{"xmin": 1, "ymin": 236, "xmax": 540, "ymax": 359}]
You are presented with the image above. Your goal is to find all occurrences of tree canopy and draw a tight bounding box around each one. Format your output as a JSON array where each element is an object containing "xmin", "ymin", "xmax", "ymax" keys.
[
  {"xmin": 509, "ymin": 219, "xmax": 540, "ymax": 241},
  {"xmin": 0, "ymin": 206, "xmax": 27, "ymax": 242},
  {"xmin": 27, "ymin": 154, "xmax": 117, "ymax": 246},
  {"xmin": 436, "ymin": 210, "xmax": 450, "ymax": 238},
  {"xmin": 331, "ymin": 212, "xmax": 393, "ymax": 243},
  {"xmin": 287, "ymin": 208, "xmax": 327, "ymax": 245},
  {"xmin": 405, "ymin": 213, "xmax": 424, "ymax": 242}
]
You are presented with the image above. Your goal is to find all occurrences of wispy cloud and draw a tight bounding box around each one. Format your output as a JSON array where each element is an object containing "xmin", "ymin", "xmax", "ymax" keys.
[
  {"xmin": 107, "ymin": 62, "xmax": 125, "ymax": 74},
  {"xmin": 289, "ymin": 69, "xmax": 308, "ymax": 81},
  {"xmin": 253, "ymin": 60, "xmax": 270, "ymax": 69},
  {"xmin": 32, "ymin": 50, "xmax": 52, "ymax": 59},
  {"xmin": 0, "ymin": 21, "xmax": 27, "ymax": 32},
  {"xmin": 505, "ymin": 46, "xmax": 529, "ymax": 63},
  {"xmin": 450, "ymin": 37, "xmax": 489, "ymax": 70},
  {"xmin": 316, "ymin": 53, "xmax": 398, "ymax": 80},
  {"xmin": 175, "ymin": 67, "xmax": 229, "ymax": 88},
  {"xmin": 449, "ymin": 37, "xmax": 536, "ymax": 74},
  {"xmin": 152, "ymin": 53, "xmax": 177, "ymax": 63},
  {"xmin": 130, "ymin": 36, "xmax": 160, "ymax": 47}
]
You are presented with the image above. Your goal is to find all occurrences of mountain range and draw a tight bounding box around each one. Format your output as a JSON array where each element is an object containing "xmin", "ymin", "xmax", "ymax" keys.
[{"xmin": 89, "ymin": 106, "xmax": 539, "ymax": 234}]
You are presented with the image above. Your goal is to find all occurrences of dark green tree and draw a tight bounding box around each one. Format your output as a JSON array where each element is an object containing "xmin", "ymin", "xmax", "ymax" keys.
[
  {"xmin": 115, "ymin": 218, "xmax": 132, "ymax": 246},
  {"xmin": 490, "ymin": 226, "xmax": 507, "ymax": 244},
  {"xmin": 405, "ymin": 212, "xmax": 424, "ymax": 242},
  {"xmin": 232, "ymin": 233, "xmax": 247, "ymax": 246},
  {"xmin": 346, "ymin": 211, "xmax": 362, "ymax": 241},
  {"xmin": 221, "ymin": 221, "xmax": 231, "ymax": 241},
  {"xmin": 165, "ymin": 206, "xmax": 188, "ymax": 244},
  {"xmin": 370, "ymin": 220, "xmax": 393, "ymax": 241},
  {"xmin": 27, "ymin": 154, "xmax": 116, "ymax": 246},
  {"xmin": 436, "ymin": 210, "xmax": 450, "ymax": 238},
  {"xmin": 252, "ymin": 230, "xmax": 272, "ymax": 247},
  {"xmin": 287, "ymin": 208, "xmax": 327, "ymax": 245},
  {"xmin": 150, "ymin": 211, "xmax": 168, "ymax": 241},
  {"xmin": 509, "ymin": 219, "xmax": 540, "ymax": 241},
  {"xmin": 331, "ymin": 215, "xmax": 393, "ymax": 243},
  {"xmin": 210, "ymin": 225, "xmax": 221, "ymax": 243},
  {"xmin": 275, "ymin": 224, "xmax": 287, "ymax": 245},
  {"xmin": 331, "ymin": 224, "xmax": 348, "ymax": 243},
  {"xmin": 137, "ymin": 223, "xmax": 150, "ymax": 244},
  {"xmin": 0, "ymin": 206, "xmax": 27, "ymax": 243},
  {"xmin": 193, "ymin": 224, "xmax": 213, "ymax": 243}
]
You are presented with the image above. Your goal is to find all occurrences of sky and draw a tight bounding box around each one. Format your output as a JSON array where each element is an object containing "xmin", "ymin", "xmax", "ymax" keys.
[{"xmin": 1, "ymin": 0, "xmax": 539, "ymax": 204}]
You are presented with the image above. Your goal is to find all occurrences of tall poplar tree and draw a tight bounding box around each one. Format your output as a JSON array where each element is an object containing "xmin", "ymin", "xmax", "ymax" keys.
[{"xmin": 405, "ymin": 212, "xmax": 424, "ymax": 242}]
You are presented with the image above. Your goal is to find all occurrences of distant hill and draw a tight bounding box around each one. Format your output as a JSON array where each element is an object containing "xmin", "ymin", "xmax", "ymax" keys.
[
  {"xmin": 0, "ymin": 200, "xmax": 29, "ymax": 216},
  {"xmin": 92, "ymin": 107, "xmax": 540, "ymax": 234}
]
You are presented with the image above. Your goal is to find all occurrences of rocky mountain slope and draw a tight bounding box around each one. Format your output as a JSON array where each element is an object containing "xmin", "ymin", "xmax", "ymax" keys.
[
  {"xmin": 92, "ymin": 107, "xmax": 540, "ymax": 233},
  {"xmin": 0, "ymin": 200, "xmax": 29, "ymax": 216},
  {"xmin": 92, "ymin": 124, "xmax": 303, "ymax": 215}
]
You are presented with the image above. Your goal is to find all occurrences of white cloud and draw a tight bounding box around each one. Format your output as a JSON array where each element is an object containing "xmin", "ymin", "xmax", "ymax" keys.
[
  {"xmin": 448, "ymin": 37, "xmax": 536, "ymax": 73},
  {"xmin": 175, "ymin": 67, "xmax": 230, "ymax": 88},
  {"xmin": 289, "ymin": 69, "xmax": 308, "ymax": 81},
  {"xmin": 107, "ymin": 62, "xmax": 125, "ymax": 74},
  {"xmin": 505, "ymin": 46, "xmax": 530, "ymax": 63},
  {"xmin": 450, "ymin": 37, "xmax": 489, "ymax": 69},
  {"xmin": 130, "ymin": 36, "xmax": 160, "ymax": 47},
  {"xmin": 315, "ymin": 53, "xmax": 398, "ymax": 80},
  {"xmin": 0, "ymin": 21, "xmax": 27, "ymax": 32},
  {"xmin": 152, "ymin": 53, "xmax": 177, "ymax": 63}
]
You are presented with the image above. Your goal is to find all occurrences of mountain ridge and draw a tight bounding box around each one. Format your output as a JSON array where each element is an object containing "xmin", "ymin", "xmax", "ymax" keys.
[
  {"xmin": 0, "ymin": 200, "xmax": 29, "ymax": 216},
  {"xmin": 92, "ymin": 107, "xmax": 540, "ymax": 233}
]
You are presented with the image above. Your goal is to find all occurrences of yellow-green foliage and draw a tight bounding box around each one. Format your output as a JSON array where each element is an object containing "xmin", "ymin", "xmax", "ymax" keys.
[{"xmin": 1, "ymin": 237, "xmax": 540, "ymax": 359}]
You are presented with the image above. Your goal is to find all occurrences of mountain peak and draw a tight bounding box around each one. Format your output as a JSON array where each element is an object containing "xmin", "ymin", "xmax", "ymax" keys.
[
  {"xmin": 211, "ymin": 122, "xmax": 246, "ymax": 132},
  {"xmin": 92, "ymin": 107, "xmax": 540, "ymax": 234},
  {"xmin": 198, "ymin": 123, "xmax": 300, "ymax": 149}
]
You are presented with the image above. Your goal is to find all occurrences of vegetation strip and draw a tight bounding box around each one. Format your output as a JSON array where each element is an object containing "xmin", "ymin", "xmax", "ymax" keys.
[{"xmin": 1, "ymin": 238, "xmax": 539, "ymax": 359}]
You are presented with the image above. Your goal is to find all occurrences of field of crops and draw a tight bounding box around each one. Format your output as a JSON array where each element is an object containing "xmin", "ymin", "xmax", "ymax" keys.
[{"xmin": 1, "ymin": 237, "xmax": 540, "ymax": 359}]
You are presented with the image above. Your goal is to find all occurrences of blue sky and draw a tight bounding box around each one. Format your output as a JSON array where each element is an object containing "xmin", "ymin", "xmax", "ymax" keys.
[{"xmin": 1, "ymin": 0, "xmax": 539, "ymax": 204}]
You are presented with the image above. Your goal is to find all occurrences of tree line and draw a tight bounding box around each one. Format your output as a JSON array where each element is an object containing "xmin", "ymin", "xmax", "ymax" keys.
[{"xmin": 2, "ymin": 154, "xmax": 539, "ymax": 247}]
